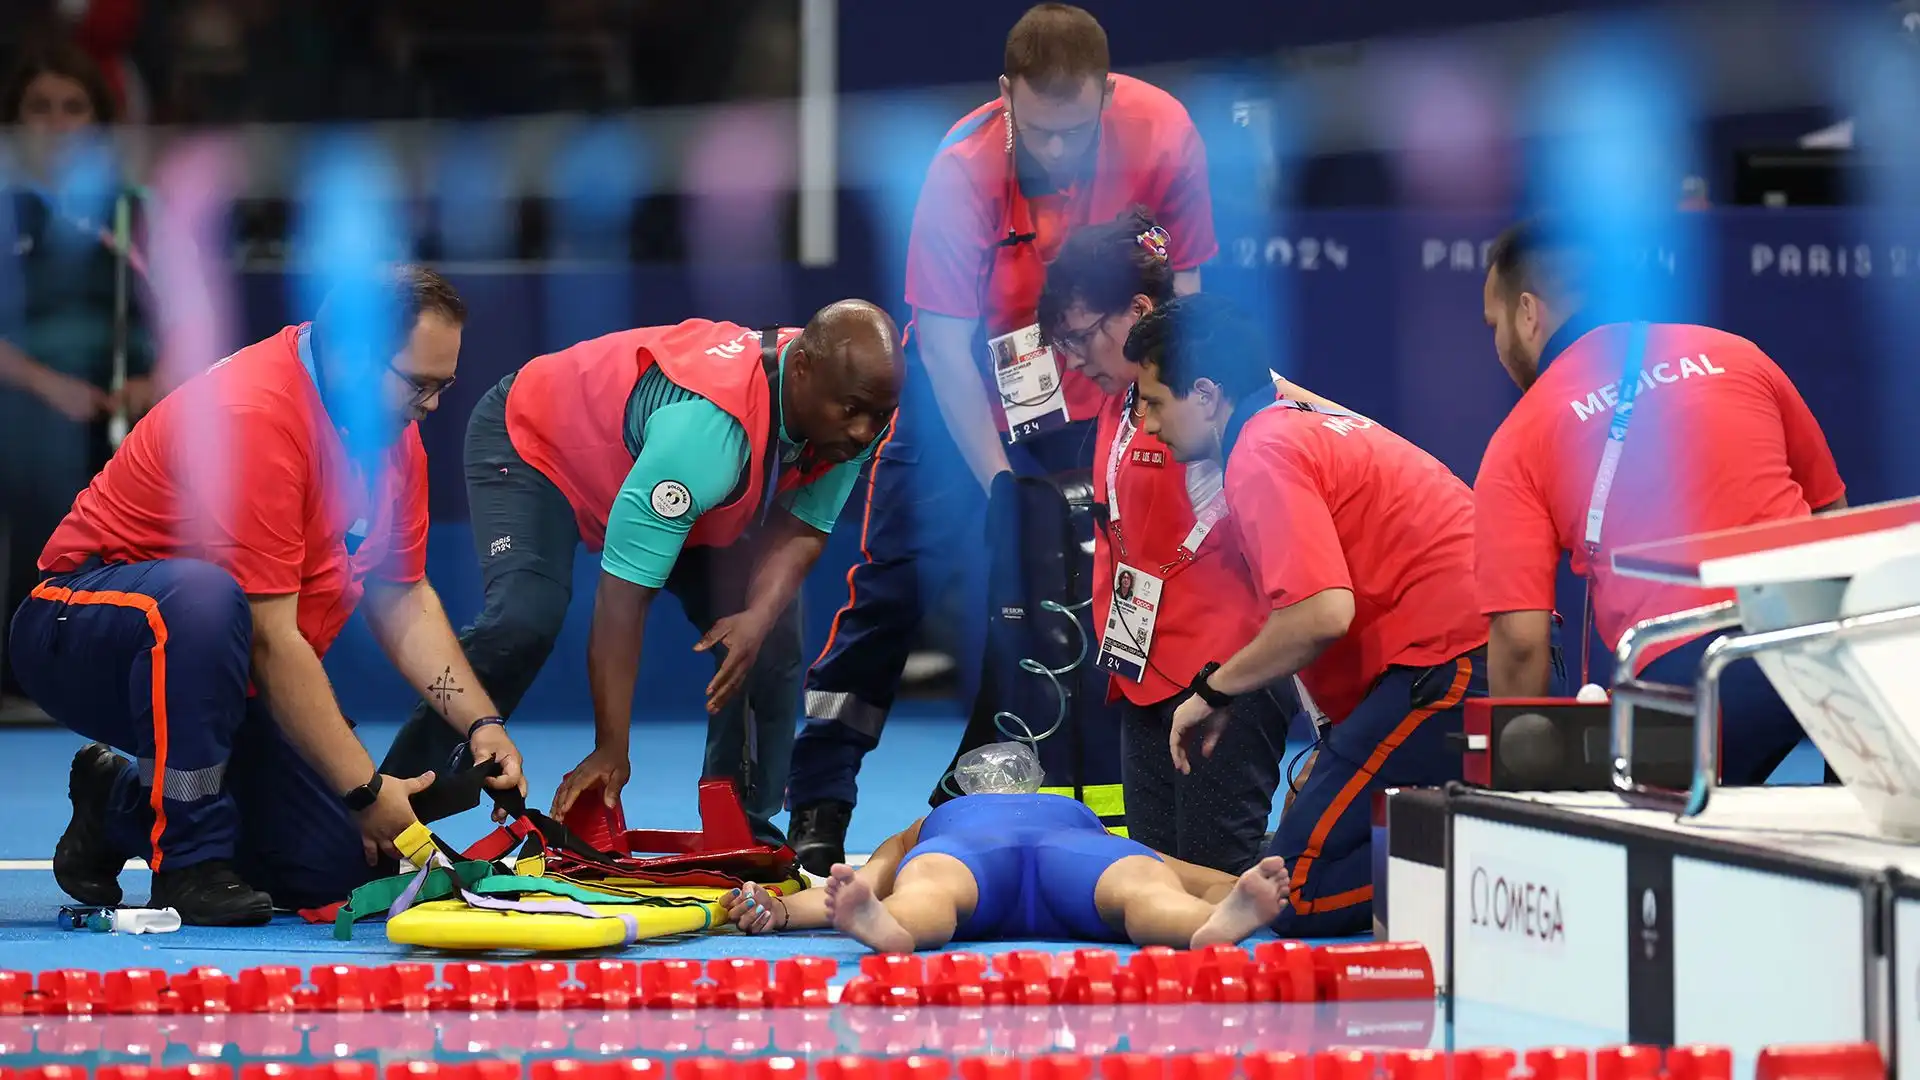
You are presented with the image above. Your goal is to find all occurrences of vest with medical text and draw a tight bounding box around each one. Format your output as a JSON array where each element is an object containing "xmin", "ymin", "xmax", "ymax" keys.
[{"xmin": 504, "ymin": 320, "xmax": 831, "ymax": 552}]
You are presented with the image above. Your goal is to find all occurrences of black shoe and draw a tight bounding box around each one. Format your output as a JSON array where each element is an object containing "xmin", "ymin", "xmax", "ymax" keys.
[
  {"xmin": 789, "ymin": 799, "xmax": 852, "ymax": 877},
  {"xmin": 149, "ymin": 860, "xmax": 274, "ymax": 926},
  {"xmin": 53, "ymin": 743, "xmax": 131, "ymax": 907}
]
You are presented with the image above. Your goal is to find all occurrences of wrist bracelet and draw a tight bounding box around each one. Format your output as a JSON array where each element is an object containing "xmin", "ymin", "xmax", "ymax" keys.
[{"xmin": 466, "ymin": 716, "xmax": 505, "ymax": 741}]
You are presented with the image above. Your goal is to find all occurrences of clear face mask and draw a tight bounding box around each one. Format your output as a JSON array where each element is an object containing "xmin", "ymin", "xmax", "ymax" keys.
[{"xmin": 953, "ymin": 741, "xmax": 1046, "ymax": 796}]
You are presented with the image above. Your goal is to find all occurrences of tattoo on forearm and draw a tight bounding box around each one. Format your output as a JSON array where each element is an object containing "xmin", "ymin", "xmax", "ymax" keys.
[{"xmin": 429, "ymin": 667, "xmax": 464, "ymax": 714}]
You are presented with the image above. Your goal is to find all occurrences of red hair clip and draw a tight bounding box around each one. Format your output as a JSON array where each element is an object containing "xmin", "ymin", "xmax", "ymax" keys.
[{"xmin": 1137, "ymin": 226, "xmax": 1171, "ymax": 262}]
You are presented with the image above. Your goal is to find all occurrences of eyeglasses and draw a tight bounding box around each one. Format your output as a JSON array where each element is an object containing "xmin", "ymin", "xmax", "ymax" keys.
[
  {"xmin": 1050, "ymin": 315, "xmax": 1110, "ymax": 358},
  {"xmin": 1010, "ymin": 108, "xmax": 1102, "ymax": 146},
  {"xmin": 390, "ymin": 362, "xmax": 454, "ymax": 408}
]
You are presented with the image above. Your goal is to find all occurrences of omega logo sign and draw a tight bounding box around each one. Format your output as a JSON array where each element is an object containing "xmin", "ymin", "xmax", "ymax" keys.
[{"xmin": 1468, "ymin": 865, "xmax": 1567, "ymax": 945}]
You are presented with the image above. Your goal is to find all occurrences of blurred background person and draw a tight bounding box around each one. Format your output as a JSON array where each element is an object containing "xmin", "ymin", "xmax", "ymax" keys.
[{"xmin": 0, "ymin": 35, "xmax": 156, "ymax": 721}]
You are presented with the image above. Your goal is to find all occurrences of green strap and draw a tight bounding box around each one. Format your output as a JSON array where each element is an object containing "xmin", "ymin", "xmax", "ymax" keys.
[
  {"xmin": 332, "ymin": 864, "xmax": 716, "ymax": 940},
  {"xmin": 332, "ymin": 860, "xmax": 496, "ymax": 940},
  {"xmin": 468, "ymin": 874, "xmax": 713, "ymax": 909}
]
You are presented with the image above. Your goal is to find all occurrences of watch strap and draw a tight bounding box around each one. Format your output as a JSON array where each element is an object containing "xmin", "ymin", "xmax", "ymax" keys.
[
  {"xmin": 342, "ymin": 771, "xmax": 383, "ymax": 812},
  {"xmin": 1190, "ymin": 662, "xmax": 1235, "ymax": 709}
]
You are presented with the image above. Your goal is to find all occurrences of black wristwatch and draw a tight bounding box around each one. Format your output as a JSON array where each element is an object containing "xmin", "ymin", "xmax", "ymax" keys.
[
  {"xmin": 341, "ymin": 771, "xmax": 383, "ymax": 812},
  {"xmin": 1189, "ymin": 662, "xmax": 1235, "ymax": 709}
]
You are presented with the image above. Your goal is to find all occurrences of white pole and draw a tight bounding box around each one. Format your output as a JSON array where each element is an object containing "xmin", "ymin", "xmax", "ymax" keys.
[{"xmin": 798, "ymin": 0, "xmax": 838, "ymax": 267}]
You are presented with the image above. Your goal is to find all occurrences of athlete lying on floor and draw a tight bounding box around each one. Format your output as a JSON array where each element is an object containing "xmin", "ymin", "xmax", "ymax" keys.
[{"xmin": 721, "ymin": 790, "xmax": 1287, "ymax": 953}]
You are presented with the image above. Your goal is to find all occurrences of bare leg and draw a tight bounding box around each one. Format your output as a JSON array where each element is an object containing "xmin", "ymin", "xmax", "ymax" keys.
[
  {"xmin": 825, "ymin": 854, "xmax": 979, "ymax": 953},
  {"xmin": 1094, "ymin": 854, "xmax": 1290, "ymax": 948}
]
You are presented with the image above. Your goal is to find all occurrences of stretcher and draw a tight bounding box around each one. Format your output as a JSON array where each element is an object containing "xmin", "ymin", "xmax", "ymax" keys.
[{"xmin": 305, "ymin": 770, "xmax": 806, "ymax": 951}]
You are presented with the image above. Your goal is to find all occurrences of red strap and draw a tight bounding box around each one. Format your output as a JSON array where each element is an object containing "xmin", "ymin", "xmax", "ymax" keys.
[
  {"xmin": 297, "ymin": 901, "xmax": 345, "ymax": 925},
  {"xmin": 461, "ymin": 818, "xmax": 537, "ymax": 863}
]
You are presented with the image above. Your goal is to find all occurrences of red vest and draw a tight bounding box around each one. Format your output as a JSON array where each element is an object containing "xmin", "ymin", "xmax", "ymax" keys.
[
  {"xmin": 504, "ymin": 320, "xmax": 831, "ymax": 552},
  {"xmin": 927, "ymin": 75, "xmax": 1199, "ymax": 433},
  {"xmin": 1092, "ymin": 391, "xmax": 1266, "ymax": 705}
]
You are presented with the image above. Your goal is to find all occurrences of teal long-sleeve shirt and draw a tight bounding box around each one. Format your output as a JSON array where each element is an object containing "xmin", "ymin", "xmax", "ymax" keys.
[{"xmin": 599, "ymin": 356, "xmax": 874, "ymax": 589}]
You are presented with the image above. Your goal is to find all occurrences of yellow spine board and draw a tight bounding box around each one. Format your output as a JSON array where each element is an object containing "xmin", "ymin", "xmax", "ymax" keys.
[{"xmin": 384, "ymin": 878, "xmax": 808, "ymax": 952}]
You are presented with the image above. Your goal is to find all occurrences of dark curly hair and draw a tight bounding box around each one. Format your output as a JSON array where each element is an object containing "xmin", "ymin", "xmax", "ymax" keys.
[
  {"xmin": 1122, "ymin": 291, "xmax": 1273, "ymax": 401},
  {"xmin": 1037, "ymin": 205, "xmax": 1176, "ymax": 347}
]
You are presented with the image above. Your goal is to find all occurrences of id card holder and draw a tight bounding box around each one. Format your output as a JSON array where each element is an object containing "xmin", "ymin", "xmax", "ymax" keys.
[
  {"xmin": 989, "ymin": 324, "xmax": 1070, "ymax": 442},
  {"xmin": 1096, "ymin": 562, "xmax": 1163, "ymax": 682}
]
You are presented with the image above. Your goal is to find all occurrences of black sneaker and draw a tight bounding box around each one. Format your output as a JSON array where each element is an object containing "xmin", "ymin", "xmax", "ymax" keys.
[
  {"xmin": 789, "ymin": 799, "xmax": 852, "ymax": 877},
  {"xmin": 53, "ymin": 743, "xmax": 131, "ymax": 907},
  {"xmin": 149, "ymin": 860, "xmax": 274, "ymax": 926}
]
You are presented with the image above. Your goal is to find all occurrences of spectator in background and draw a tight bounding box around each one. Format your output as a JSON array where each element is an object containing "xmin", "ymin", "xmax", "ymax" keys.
[
  {"xmin": 64, "ymin": 0, "xmax": 151, "ymax": 123},
  {"xmin": 0, "ymin": 37, "xmax": 157, "ymax": 717}
]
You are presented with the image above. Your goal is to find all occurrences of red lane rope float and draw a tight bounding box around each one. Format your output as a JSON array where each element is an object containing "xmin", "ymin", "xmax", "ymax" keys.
[
  {"xmin": 0, "ymin": 1042, "xmax": 1883, "ymax": 1080},
  {"xmin": 0, "ymin": 942, "xmax": 1438, "ymax": 1015}
]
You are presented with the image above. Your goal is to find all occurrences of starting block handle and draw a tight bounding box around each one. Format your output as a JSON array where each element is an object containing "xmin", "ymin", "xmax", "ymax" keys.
[{"xmin": 1608, "ymin": 601, "xmax": 1743, "ymax": 817}]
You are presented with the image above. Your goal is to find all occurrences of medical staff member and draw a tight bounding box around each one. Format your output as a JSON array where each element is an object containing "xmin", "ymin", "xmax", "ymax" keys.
[
  {"xmin": 1036, "ymin": 208, "xmax": 1296, "ymax": 875},
  {"xmin": 1126, "ymin": 293, "xmax": 1489, "ymax": 938},
  {"xmin": 789, "ymin": 1, "xmax": 1218, "ymax": 873},
  {"xmin": 9, "ymin": 266, "xmax": 527, "ymax": 926},
  {"xmin": 1474, "ymin": 217, "xmax": 1845, "ymax": 784},
  {"xmin": 379, "ymin": 302, "xmax": 903, "ymax": 843}
]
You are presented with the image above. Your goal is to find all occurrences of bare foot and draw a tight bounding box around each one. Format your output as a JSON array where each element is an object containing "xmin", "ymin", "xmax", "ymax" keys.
[
  {"xmin": 1191, "ymin": 856, "xmax": 1289, "ymax": 948},
  {"xmin": 824, "ymin": 863, "xmax": 915, "ymax": 953}
]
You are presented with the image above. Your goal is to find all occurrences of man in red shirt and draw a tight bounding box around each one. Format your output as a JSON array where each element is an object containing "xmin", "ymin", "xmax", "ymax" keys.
[
  {"xmin": 790, "ymin": 2, "xmax": 1219, "ymax": 872},
  {"xmin": 7, "ymin": 267, "xmax": 526, "ymax": 926},
  {"xmin": 1475, "ymin": 217, "xmax": 1847, "ymax": 784},
  {"xmin": 1126, "ymin": 293, "xmax": 1489, "ymax": 937}
]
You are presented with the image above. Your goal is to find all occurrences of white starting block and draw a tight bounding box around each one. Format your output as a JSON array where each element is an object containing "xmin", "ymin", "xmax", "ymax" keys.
[
  {"xmin": 1609, "ymin": 493, "xmax": 1920, "ymax": 833},
  {"xmin": 1376, "ymin": 496, "xmax": 1920, "ymax": 1073}
]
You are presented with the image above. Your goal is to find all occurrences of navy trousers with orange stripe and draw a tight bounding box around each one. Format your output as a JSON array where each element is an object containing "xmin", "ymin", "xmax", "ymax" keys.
[
  {"xmin": 791, "ymin": 355, "xmax": 1096, "ymax": 810},
  {"xmin": 9, "ymin": 558, "xmax": 379, "ymax": 909},
  {"xmin": 1268, "ymin": 650, "xmax": 1487, "ymax": 938}
]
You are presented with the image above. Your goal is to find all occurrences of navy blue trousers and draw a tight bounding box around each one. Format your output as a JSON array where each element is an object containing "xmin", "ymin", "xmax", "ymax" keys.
[
  {"xmin": 789, "ymin": 357, "xmax": 1097, "ymax": 809},
  {"xmin": 8, "ymin": 558, "xmax": 383, "ymax": 909},
  {"xmin": 1268, "ymin": 650, "xmax": 1487, "ymax": 938},
  {"xmin": 1638, "ymin": 630, "xmax": 1810, "ymax": 785},
  {"xmin": 1121, "ymin": 685, "xmax": 1297, "ymax": 876}
]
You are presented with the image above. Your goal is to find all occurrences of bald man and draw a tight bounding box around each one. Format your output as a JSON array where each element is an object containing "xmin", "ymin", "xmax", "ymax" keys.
[{"xmin": 380, "ymin": 304, "xmax": 903, "ymax": 843}]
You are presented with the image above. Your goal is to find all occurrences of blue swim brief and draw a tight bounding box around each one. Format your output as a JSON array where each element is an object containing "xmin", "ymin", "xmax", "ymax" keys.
[{"xmin": 896, "ymin": 792, "xmax": 1161, "ymax": 941}]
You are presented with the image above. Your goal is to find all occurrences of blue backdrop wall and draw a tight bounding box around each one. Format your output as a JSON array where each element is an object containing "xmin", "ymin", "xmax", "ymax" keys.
[{"xmin": 294, "ymin": 207, "xmax": 1914, "ymax": 719}]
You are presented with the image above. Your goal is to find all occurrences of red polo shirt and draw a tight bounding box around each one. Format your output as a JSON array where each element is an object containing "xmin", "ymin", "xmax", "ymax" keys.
[
  {"xmin": 1226, "ymin": 403, "xmax": 1488, "ymax": 723},
  {"xmin": 905, "ymin": 73, "xmax": 1217, "ymax": 429},
  {"xmin": 40, "ymin": 324, "xmax": 430, "ymax": 658},
  {"xmin": 1474, "ymin": 319, "xmax": 1844, "ymax": 670}
]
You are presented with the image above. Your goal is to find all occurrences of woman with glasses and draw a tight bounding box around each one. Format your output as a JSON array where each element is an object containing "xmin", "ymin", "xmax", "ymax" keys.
[{"xmin": 1037, "ymin": 207, "xmax": 1337, "ymax": 877}]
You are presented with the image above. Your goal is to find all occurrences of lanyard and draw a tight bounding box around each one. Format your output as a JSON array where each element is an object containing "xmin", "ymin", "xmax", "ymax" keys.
[
  {"xmin": 296, "ymin": 325, "xmax": 378, "ymax": 550},
  {"xmin": 981, "ymin": 108, "xmax": 1096, "ymax": 333},
  {"xmin": 1577, "ymin": 321, "xmax": 1652, "ymax": 683},
  {"xmin": 1105, "ymin": 387, "xmax": 1230, "ymax": 575},
  {"xmin": 1257, "ymin": 397, "xmax": 1363, "ymax": 425},
  {"xmin": 1103, "ymin": 388, "xmax": 1140, "ymax": 527},
  {"xmin": 757, "ymin": 327, "xmax": 789, "ymax": 525}
]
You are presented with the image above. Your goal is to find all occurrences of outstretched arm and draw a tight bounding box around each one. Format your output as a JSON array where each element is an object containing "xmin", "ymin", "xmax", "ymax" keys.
[
  {"xmin": 725, "ymin": 819, "xmax": 925, "ymax": 932},
  {"xmin": 362, "ymin": 577, "xmax": 527, "ymax": 799},
  {"xmin": 698, "ymin": 509, "xmax": 830, "ymax": 713}
]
